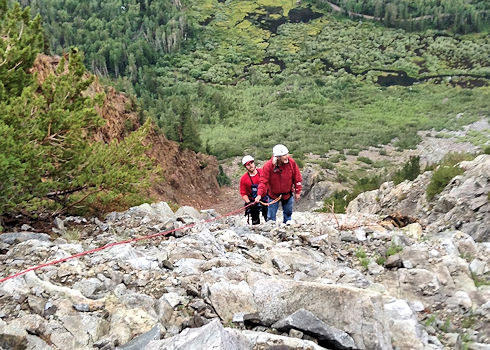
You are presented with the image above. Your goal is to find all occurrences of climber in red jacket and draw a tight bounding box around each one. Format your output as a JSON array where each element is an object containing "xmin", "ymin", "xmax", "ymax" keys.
[
  {"xmin": 239, "ymin": 155, "xmax": 268, "ymax": 225},
  {"xmin": 255, "ymin": 144, "xmax": 302, "ymax": 224}
]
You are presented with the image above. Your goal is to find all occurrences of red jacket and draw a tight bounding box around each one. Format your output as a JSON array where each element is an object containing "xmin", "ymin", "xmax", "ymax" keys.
[
  {"xmin": 258, "ymin": 157, "xmax": 302, "ymax": 200},
  {"xmin": 239, "ymin": 169, "xmax": 263, "ymax": 199}
]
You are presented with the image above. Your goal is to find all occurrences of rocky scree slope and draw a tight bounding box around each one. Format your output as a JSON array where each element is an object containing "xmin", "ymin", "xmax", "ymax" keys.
[{"xmin": 0, "ymin": 157, "xmax": 489, "ymax": 350}]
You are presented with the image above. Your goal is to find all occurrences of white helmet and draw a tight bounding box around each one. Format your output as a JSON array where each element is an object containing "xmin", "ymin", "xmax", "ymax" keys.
[
  {"xmin": 272, "ymin": 144, "xmax": 289, "ymax": 157},
  {"xmin": 242, "ymin": 155, "xmax": 254, "ymax": 166}
]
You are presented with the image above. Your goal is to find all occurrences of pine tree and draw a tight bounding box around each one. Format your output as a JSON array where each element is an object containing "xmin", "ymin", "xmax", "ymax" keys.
[
  {"xmin": 167, "ymin": 94, "xmax": 202, "ymax": 152},
  {"xmin": 0, "ymin": 0, "xmax": 44, "ymax": 100},
  {"xmin": 0, "ymin": 1, "xmax": 154, "ymax": 217}
]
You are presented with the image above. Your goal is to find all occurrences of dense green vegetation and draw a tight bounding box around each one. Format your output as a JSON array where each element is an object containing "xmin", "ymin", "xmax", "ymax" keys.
[
  {"xmin": 25, "ymin": 0, "xmax": 188, "ymax": 78},
  {"xmin": 24, "ymin": 0, "xmax": 489, "ymax": 161},
  {"xmin": 0, "ymin": 0, "xmax": 153, "ymax": 219},
  {"xmin": 321, "ymin": 0, "xmax": 489, "ymax": 33}
]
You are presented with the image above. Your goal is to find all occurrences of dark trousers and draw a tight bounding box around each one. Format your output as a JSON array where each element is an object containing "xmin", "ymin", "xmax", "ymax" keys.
[{"xmin": 250, "ymin": 204, "xmax": 268, "ymax": 225}]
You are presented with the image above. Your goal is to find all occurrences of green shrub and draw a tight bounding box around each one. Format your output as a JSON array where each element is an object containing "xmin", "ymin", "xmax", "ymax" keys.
[
  {"xmin": 426, "ymin": 165, "xmax": 463, "ymax": 200},
  {"xmin": 357, "ymin": 156, "xmax": 373, "ymax": 164},
  {"xmin": 319, "ymin": 160, "xmax": 335, "ymax": 170},
  {"xmin": 336, "ymin": 172, "xmax": 348, "ymax": 183},
  {"xmin": 321, "ymin": 190, "xmax": 351, "ymax": 213},
  {"xmin": 353, "ymin": 175, "xmax": 384, "ymax": 193},
  {"xmin": 355, "ymin": 248, "xmax": 370, "ymax": 268},
  {"xmin": 295, "ymin": 158, "xmax": 304, "ymax": 169},
  {"xmin": 329, "ymin": 154, "xmax": 346, "ymax": 163},
  {"xmin": 424, "ymin": 315, "xmax": 437, "ymax": 327},
  {"xmin": 392, "ymin": 156, "xmax": 421, "ymax": 185},
  {"xmin": 394, "ymin": 132, "xmax": 421, "ymax": 150},
  {"xmin": 320, "ymin": 174, "xmax": 383, "ymax": 213},
  {"xmin": 471, "ymin": 273, "xmax": 490, "ymax": 287},
  {"xmin": 346, "ymin": 149, "xmax": 360, "ymax": 156},
  {"xmin": 360, "ymin": 257, "xmax": 370, "ymax": 269},
  {"xmin": 426, "ymin": 152, "xmax": 475, "ymax": 200},
  {"xmin": 386, "ymin": 243, "xmax": 403, "ymax": 256},
  {"xmin": 355, "ymin": 248, "xmax": 367, "ymax": 258}
]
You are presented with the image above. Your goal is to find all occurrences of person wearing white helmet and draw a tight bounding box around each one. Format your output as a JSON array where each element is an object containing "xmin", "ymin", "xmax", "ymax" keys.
[
  {"xmin": 254, "ymin": 144, "xmax": 302, "ymax": 224},
  {"xmin": 239, "ymin": 155, "xmax": 268, "ymax": 225}
]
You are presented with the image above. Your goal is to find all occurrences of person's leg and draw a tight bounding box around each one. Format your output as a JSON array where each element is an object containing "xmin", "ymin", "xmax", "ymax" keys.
[
  {"xmin": 267, "ymin": 201, "xmax": 279, "ymax": 222},
  {"xmin": 282, "ymin": 196, "xmax": 294, "ymax": 223},
  {"xmin": 250, "ymin": 205, "xmax": 260, "ymax": 225},
  {"xmin": 261, "ymin": 205, "xmax": 268, "ymax": 222}
]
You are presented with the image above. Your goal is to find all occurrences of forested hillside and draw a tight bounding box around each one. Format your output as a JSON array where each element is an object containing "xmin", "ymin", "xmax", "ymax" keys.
[
  {"xmin": 318, "ymin": 0, "xmax": 489, "ymax": 33},
  {"xmin": 24, "ymin": 0, "xmax": 489, "ymax": 164}
]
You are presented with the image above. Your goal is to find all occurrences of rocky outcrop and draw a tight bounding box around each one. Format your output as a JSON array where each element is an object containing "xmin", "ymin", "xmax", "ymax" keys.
[
  {"xmin": 347, "ymin": 154, "xmax": 489, "ymax": 242},
  {"xmin": 297, "ymin": 166, "xmax": 337, "ymax": 211},
  {"xmin": 1, "ymin": 201, "xmax": 488, "ymax": 349}
]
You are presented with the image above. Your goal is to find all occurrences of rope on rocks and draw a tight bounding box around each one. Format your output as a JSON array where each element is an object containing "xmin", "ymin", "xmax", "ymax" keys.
[{"xmin": 0, "ymin": 203, "xmax": 255, "ymax": 284}]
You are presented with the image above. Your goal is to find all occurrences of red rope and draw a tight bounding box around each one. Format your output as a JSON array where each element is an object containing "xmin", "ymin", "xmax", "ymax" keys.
[{"xmin": 0, "ymin": 203, "xmax": 255, "ymax": 284}]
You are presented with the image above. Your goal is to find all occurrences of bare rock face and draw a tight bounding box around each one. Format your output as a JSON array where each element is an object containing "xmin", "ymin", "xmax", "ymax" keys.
[
  {"xmin": 297, "ymin": 166, "xmax": 336, "ymax": 211},
  {"xmin": 30, "ymin": 54, "xmax": 219, "ymax": 210},
  {"xmin": 427, "ymin": 154, "xmax": 490, "ymax": 242},
  {"xmin": 346, "ymin": 171, "xmax": 432, "ymax": 218},
  {"xmin": 347, "ymin": 155, "xmax": 490, "ymax": 242}
]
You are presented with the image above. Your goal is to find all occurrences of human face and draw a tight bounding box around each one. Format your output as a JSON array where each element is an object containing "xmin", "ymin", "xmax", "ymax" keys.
[
  {"xmin": 245, "ymin": 160, "xmax": 256, "ymax": 172},
  {"xmin": 277, "ymin": 154, "xmax": 289, "ymax": 164}
]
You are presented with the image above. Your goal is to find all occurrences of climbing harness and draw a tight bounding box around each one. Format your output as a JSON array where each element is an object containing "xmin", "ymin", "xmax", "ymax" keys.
[{"xmin": 245, "ymin": 171, "xmax": 270, "ymax": 224}]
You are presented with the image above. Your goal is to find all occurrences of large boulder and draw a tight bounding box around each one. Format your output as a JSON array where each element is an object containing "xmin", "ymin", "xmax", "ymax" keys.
[{"xmin": 248, "ymin": 276, "xmax": 392, "ymax": 350}]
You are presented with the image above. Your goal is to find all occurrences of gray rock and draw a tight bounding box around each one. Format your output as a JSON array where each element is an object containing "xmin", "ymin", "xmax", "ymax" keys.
[
  {"xmin": 348, "ymin": 155, "xmax": 490, "ymax": 242},
  {"xmin": 0, "ymin": 319, "xmax": 28, "ymax": 350},
  {"xmin": 340, "ymin": 231, "xmax": 358, "ymax": 242},
  {"xmin": 384, "ymin": 299, "xmax": 426, "ymax": 350},
  {"xmin": 469, "ymin": 259, "xmax": 488, "ymax": 275},
  {"xmin": 53, "ymin": 217, "xmax": 66, "ymax": 234},
  {"xmin": 3, "ymin": 193, "xmax": 488, "ymax": 350},
  {"xmin": 26, "ymin": 334, "xmax": 55, "ymax": 350},
  {"xmin": 249, "ymin": 277, "xmax": 392, "ymax": 350},
  {"xmin": 73, "ymin": 277, "xmax": 104, "ymax": 298},
  {"xmin": 144, "ymin": 319, "xmax": 251, "ymax": 350},
  {"xmin": 162, "ymin": 292, "xmax": 186, "ymax": 308},
  {"xmin": 175, "ymin": 206, "xmax": 203, "ymax": 221},
  {"xmin": 229, "ymin": 328, "xmax": 332, "ymax": 349},
  {"xmin": 385, "ymin": 254, "xmax": 402, "ymax": 268},
  {"xmin": 20, "ymin": 224, "xmax": 33, "ymax": 231},
  {"xmin": 0, "ymin": 232, "xmax": 51, "ymax": 245},
  {"xmin": 27, "ymin": 295, "xmax": 46, "ymax": 315},
  {"xmin": 209, "ymin": 280, "xmax": 256, "ymax": 322},
  {"xmin": 368, "ymin": 260, "xmax": 384, "ymax": 275},
  {"xmin": 272, "ymin": 308, "xmax": 356, "ymax": 349},
  {"xmin": 445, "ymin": 291, "xmax": 473, "ymax": 312},
  {"xmin": 469, "ymin": 343, "xmax": 490, "ymax": 350},
  {"xmin": 117, "ymin": 324, "xmax": 161, "ymax": 350}
]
